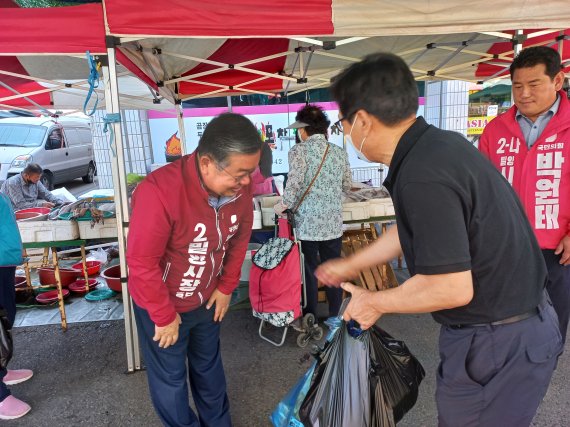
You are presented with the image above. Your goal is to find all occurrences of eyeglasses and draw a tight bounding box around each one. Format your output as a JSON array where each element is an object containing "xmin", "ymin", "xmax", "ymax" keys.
[
  {"xmin": 217, "ymin": 163, "xmax": 251, "ymax": 183},
  {"xmin": 332, "ymin": 115, "xmax": 350, "ymax": 133}
]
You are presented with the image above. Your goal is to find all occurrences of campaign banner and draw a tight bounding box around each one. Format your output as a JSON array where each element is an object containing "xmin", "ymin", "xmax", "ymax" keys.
[{"xmin": 148, "ymin": 100, "xmax": 425, "ymax": 173}]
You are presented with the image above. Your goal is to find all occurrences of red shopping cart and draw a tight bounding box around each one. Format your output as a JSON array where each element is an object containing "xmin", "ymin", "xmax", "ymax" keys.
[{"xmin": 249, "ymin": 217, "xmax": 323, "ymax": 347}]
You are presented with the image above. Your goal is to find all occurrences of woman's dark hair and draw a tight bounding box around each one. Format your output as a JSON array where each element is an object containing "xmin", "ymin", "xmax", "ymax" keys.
[
  {"xmin": 197, "ymin": 113, "xmax": 261, "ymax": 166},
  {"xmin": 510, "ymin": 46, "xmax": 562, "ymax": 80},
  {"xmin": 295, "ymin": 105, "xmax": 330, "ymax": 136},
  {"xmin": 330, "ymin": 52, "xmax": 418, "ymax": 126}
]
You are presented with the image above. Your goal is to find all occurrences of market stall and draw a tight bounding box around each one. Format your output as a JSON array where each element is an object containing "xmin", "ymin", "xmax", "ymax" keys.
[{"xmin": 2, "ymin": 0, "xmax": 570, "ymax": 372}]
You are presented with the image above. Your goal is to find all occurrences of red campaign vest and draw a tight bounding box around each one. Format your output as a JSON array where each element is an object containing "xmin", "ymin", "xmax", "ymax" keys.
[
  {"xmin": 479, "ymin": 93, "xmax": 570, "ymax": 249},
  {"xmin": 127, "ymin": 153, "xmax": 254, "ymax": 326}
]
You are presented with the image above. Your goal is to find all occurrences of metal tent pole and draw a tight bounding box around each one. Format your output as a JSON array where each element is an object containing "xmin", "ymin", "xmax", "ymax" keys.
[
  {"xmin": 102, "ymin": 45, "xmax": 141, "ymax": 372},
  {"xmin": 175, "ymin": 102, "xmax": 187, "ymax": 156}
]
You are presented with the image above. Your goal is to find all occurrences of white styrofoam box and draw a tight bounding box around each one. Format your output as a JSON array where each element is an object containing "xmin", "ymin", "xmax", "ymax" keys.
[
  {"xmin": 262, "ymin": 208, "xmax": 276, "ymax": 227},
  {"xmin": 252, "ymin": 210, "xmax": 262, "ymax": 229},
  {"xmin": 240, "ymin": 243, "xmax": 262, "ymax": 281},
  {"xmin": 258, "ymin": 195, "xmax": 282, "ymax": 209},
  {"xmin": 18, "ymin": 220, "xmax": 79, "ymax": 243},
  {"xmin": 78, "ymin": 218, "xmax": 118, "ymax": 239},
  {"xmin": 255, "ymin": 195, "xmax": 281, "ymax": 227},
  {"xmin": 369, "ymin": 198, "xmax": 395, "ymax": 217},
  {"xmin": 342, "ymin": 201, "xmax": 370, "ymax": 221}
]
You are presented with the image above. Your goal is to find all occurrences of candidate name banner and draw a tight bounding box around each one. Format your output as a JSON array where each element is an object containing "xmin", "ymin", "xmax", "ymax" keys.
[{"xmin": 148, "ymin": 101, "xmax": 424, "ymax": 173}]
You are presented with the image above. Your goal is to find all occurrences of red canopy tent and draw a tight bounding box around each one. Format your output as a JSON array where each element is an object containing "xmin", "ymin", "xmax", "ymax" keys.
[
  {"xmin": 0, "ymin": 3, "xmax": 162, "ymax": 111},
  {"xmin": 101, "ymin": 0, "xmax": 570, "ymax": 103}
]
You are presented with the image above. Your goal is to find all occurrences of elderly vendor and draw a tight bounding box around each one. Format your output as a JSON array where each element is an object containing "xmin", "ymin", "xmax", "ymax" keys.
[{"xmin": 0, "ymin": 163, "xmax": 62, "ymax": 210}]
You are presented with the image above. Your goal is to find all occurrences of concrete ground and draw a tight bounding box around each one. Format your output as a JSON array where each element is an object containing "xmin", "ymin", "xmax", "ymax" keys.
[
  {"xmin": 5, "ymin": 304, "xmax": 570, "ymax": 427},
  {"xmin": 9, "ymin": 195, "xmax": 570, "ymax": 427}
]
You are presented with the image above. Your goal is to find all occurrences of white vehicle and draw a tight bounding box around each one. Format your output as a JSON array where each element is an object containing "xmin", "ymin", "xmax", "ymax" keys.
[{"xmin": 0, "ymin": 117, "xmax": 96, "ymax": 190}]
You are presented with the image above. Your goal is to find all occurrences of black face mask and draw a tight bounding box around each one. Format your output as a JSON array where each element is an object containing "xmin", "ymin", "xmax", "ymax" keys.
[{"xmin": 22, "ymin": 175, "xmax": 35, "ymax": 185}]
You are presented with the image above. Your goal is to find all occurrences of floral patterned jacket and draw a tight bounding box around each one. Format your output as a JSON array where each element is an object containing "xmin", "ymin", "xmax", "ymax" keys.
[{"xmin": 283, "ymin": 134, "xmax": 351, "ymax": 241}]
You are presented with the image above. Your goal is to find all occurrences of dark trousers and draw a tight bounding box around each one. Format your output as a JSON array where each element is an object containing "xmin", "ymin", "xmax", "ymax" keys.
[
  {"xmin": 133, "ymin": 303, "xmax": 231, "ymax": 427},
  {"xmin": 0, "ymin": 267, "xmax": 16, "ymax": 402},
  {"xmin": 542, "ymin": 249, "xmax": 570, "ymax": 343},
  {"xmin": 301, "ymin": 237, "xmax": 343, "ymax": 318},
  {"xmin": 436, "ymin": 294, "xmax": 562, "ymax": 427}
]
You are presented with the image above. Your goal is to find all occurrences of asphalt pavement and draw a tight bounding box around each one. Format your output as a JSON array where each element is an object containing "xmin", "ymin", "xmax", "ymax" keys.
[
  {"xmin": 54, "ymin": 177, "xmax": 99, "ymax": 199},
  {"xmin": 6, "ymin": 302, "xmax": 570, "ymax": 427},
  {"xmin": 10, "ymin": 181, "xmax": 568, "ymax": 425}
]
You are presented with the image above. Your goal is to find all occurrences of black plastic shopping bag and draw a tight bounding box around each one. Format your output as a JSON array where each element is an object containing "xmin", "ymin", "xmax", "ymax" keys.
[
  {"xmin": 369, "ymin": 326, "xmax": 426, "ymax": 426},
  {"xmin": 0, "ymin": 309, "xmax": 13, "ymax": 370},
  {"xmin": 299, "ymin": 321, "xmax": 371, "ymax": 427},
  {"xmin": 299, "ymin": 318, "xmax": 425, "ymax": 427}
]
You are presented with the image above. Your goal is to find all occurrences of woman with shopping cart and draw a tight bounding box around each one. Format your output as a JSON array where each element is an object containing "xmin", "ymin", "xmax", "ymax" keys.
[{"xmin": 275, "ymin": 105, "xmax": 352, "ymax": 326}]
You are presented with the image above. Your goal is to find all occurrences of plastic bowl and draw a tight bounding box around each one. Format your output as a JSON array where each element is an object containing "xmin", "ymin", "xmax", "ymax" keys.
[
  {"xmin": 15, "ymin": 276, "xmax": 33, "ymax": 304},
  {"xmin": 38, "ymin": 267, "xmax": 80, "ymax": 288},
  {"xmin": 71, "ymin": 261, "xmax": 102, "ymax": 276},
  {"xmin": 15, "ymin": 276, "xmax": 27, "ymax": 287},
  {"xmin": 15, "ymin": 207, "xmax": 51, "ymax": 221},
  {"xmin": 100, "ymin": 264, "xmax": 122, "ymax": 292},
  {"xmin": 36, "ymin": 289, "xmax": 70, "ymax": 304},
  {"xmin": 69, "ymin": 279, "xmax": 98, "ymax": 294}
]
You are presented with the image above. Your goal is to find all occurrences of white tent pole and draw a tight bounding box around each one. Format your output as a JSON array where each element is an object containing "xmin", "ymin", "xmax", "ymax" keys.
[
  {"xmin": 102, "ymin": 47, "xmax": 141, "ymax": 372},
  {"xmin": 0, "ymin": 85, "xmax": 64, "ymax": 103},
  {"xmin": 512, "ymin": 30, "xmax": 524, "ymax": 106},
  {"xmin": 175, "ymin": 102, "xmax": 187, "ymax": 156},
  {"xmin": 0, "ymin": 69, "xmax": 150, "ymax": 103}
]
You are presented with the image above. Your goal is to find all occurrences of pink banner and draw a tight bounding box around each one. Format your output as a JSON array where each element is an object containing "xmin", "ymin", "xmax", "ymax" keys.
[{"xmin": 148, "ymin": 98, "xmax": 424, "ymax": 119}]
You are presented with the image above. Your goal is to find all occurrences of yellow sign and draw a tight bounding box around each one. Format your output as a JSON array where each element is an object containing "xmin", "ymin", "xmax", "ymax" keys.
[{"xmin": 467, "ymin": 116, "xmax": 495, "ymax": 135}]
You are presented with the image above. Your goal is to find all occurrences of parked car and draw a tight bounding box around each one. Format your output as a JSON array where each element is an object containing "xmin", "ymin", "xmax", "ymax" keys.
[{"xmin": 0, "ymin": 116, "xmax": 96, "ymax": 190}]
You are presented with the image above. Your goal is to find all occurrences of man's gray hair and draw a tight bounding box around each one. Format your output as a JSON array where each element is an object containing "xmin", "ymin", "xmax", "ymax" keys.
[
  {"xmin": 23, "ymin": 163, "xmax": 43, "ymax": 175},
  {"xmin": 197, "ymin": 113, "xmax": 262, "ymax": 166}
]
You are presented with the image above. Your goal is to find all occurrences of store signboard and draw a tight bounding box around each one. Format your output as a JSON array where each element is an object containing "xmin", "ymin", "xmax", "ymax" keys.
[{"xmin": 467, "ymin": 116, "xmax": 496, "ymax": 135}]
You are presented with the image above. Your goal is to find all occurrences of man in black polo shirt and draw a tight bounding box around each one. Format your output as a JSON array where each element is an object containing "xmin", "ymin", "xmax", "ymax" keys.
[{"xmin": 316, "ymin": 53, "xmax": 563, "ymax": 426}]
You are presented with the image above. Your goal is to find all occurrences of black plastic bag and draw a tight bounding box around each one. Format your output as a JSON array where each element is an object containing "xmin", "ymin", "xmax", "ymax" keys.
[
  {"xmin": 0, "ymin": 309, "xmax": 13, "ymax": 370},
  {"xmin": 369, "ymin": 326, "xmax": 426, "ymax": 426},
  {"xmin": 299, "ymin": 321, "xmax": 371, "ymax": 426},
  {"xmin": 299, "ymin": 319, "xmax": 425, "ymax": 427}
]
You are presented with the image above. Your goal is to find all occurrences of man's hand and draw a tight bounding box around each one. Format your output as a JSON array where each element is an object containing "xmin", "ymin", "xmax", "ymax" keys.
[
  {"xmin": 315, "ymin": 258, "xmax": 360, "ymax": 286},
  {"xmin": 207, "ymin": 288, "xmax": 232, "ymax": 322},
  {"xmin": 42, "ymin": 202, "xmax": 55, "ymax": 208},
  {"xmin": 340, "ymin": 282, "xmax": 383, "ymax": 330},
  {"xmin": 153, "ymin": 313, "xmax": 182, "ymax": 348},
  {"xmin": 555, "ymin": 235, "xmax": 570, "ymax": 265}
]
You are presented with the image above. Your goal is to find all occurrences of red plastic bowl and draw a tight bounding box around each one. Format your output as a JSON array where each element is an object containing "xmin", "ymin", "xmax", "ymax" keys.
[
  {"xmin": 38, "ymin": 267, "xmax": 80, "ymax": 288},
  {"xmin": 15, "ymin": 276, "xmax": 27, "ymax": 287},
  {"xmin": 15, "ymin": 207, "xmax": 51, "ymax": 221},
  {"xmin": 15, "ymin": 211, "xmax": 42, "ymax": 221},
  {"xmin": 71, "ymin": 261, "xmax": 102, "ymax": 276},
  {"xmin": 36, "ymin": 289, "xmax": 70, "ymax": 304},
  {"xmin": 69, "ymin": 279, "xmax": 98, "ymax": 294},
  {"xmin": 15, "ymin": 276, "xmax": 33, "ymax": 304},
  {"xmin": 100, "ymin": 264, "xmax": 122, "ymax": 292}
]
